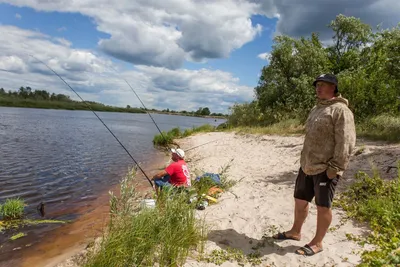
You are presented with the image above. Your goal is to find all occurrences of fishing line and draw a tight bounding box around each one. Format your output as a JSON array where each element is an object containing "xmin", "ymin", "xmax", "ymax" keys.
[
  {"xmin": 29, "ymin": 55, "xmax": 154, "ymax": 188},
  {"xmin": 108, "ymin": 66, "xmax": 172, "ymax": 152},
  {"xmin": 185, "ymin": 138, "xmax": 223, "ymax": 152}
]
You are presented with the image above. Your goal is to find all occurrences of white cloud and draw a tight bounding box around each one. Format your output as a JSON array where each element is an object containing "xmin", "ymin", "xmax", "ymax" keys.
[
  {"xmin": 57, "ymin": 26, "xmax": 67, "ymax": 32},
  {"xmin": 0, "ymin": 26, "xmax": 253, "ymax": 113},
  {"xmin": 54, "ymin": 37, "xmax": 72, "ymax": 47},
  {"xmin": 4, "ymin": 0, "xmax": 263, "ymax": 69},
  {"xmin": 3, "ymin": 0, "xmax": 399, "ymax": 70},
  {"xmin": 257, "ymin": 52, "xmax": 271, "ymax": 61},
  {"xmin": 15, "ymin": 13, "xmax": 22, "ymax": 19}
]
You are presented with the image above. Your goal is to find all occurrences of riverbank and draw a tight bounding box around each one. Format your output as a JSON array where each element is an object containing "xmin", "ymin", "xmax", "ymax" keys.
[{"xmin": 52, "ymin": 131, "xmax": 399, "ymax": 266}]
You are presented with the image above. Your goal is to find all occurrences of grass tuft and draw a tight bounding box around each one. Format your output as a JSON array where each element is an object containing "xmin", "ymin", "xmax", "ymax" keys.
[
  {"xmin": 153, "ymin": 124, "xmax": 216, "ymax": 147},
  {"xmin": 0, "ymin": 198, "xmax": 25, "ymax": 220},
  {"xmin": 10, "ymin": 232, "xmax": 27, "ymax": 241}
]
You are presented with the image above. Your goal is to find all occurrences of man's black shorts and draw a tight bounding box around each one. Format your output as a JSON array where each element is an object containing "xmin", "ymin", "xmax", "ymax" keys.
[{"xmin": 293, "ymin": 167, "xmax": 339, "ymax": 208}]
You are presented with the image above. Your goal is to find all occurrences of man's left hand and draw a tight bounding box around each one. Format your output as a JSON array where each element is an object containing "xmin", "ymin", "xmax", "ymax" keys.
[{"xmin": 326, "ymin": 168, "xmax": 337, "ymax": 179}]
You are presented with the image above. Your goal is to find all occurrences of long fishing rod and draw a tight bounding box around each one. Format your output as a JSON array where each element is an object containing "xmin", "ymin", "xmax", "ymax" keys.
[
  {"xmin": 29, "ymin": 55, "xmax": 154, "ymax": 188},
  {"xmin": 109, "ymin": 66, "xmax": 172, "ymax": 151}
]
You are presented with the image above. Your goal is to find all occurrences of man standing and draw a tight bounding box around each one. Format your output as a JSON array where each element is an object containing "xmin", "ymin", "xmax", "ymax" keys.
[
  {"xmin": 273, "ymin": 74, "xmax": 356, "ymax": 256},
  {"xmin": 152, "ymin": 148, "xmax": 191, "ymax": 194}
]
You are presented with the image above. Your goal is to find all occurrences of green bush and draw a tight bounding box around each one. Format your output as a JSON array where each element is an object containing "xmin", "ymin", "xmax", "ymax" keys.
[{"xmin": 336, "ymin": 162, "xmax": 400, "ymax": 266}]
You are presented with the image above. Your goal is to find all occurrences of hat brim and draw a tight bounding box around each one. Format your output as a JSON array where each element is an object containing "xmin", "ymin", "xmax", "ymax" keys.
[
  {"xmin": 313, "ymin": 78, "xmax": 337, "ymax": 87},
  {"xmin": 170, "ymin": 148, "xmax": 184, "ymax": 158}
]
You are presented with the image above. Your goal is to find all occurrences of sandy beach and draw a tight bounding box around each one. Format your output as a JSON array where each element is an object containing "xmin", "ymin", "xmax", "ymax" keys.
[
  {"xmin": 54, "ymin": 131, "xmax": 400, "ymax": 267},
  {"xmin": 178, "ymin": 132, "xmax": 400, "ymax": 267}
]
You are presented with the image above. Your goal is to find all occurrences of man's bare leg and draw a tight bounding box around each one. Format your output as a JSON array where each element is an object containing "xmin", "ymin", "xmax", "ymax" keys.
[
  {"xmin": 306, "ymin": 205, "xmax": 331, "ymax": 252},
  {"xmin": 273, "ymin": 198, "xmax": 309, "ymax": 240}
]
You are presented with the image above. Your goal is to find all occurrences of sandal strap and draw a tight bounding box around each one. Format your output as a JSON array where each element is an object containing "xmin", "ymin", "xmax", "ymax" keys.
[
  {"xmin": 296, "ymin": 244, "xmax": 315, "ymax": 256},
  {"xmin": 302, "ymin": 245, "xmax": 315, "ymax": 255}
]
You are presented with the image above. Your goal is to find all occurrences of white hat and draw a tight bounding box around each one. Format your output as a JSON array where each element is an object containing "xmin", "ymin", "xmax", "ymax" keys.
[{"xmin": 171, "ymin": 148, "xmax": 185, "ymax": 159}]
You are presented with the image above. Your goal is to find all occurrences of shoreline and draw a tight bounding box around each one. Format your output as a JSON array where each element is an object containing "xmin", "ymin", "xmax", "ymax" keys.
[
  {"xmin": 15, "ymin": 150, "xmax": 170, "ymax": 267},
  {"xmin": 49, "ymin": 131, "xmax": 400, "ymax": 267}
]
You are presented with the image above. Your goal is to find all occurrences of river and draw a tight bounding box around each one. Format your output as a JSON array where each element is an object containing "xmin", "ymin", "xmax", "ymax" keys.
[{"xmin": 0, "ymin": 107, "xmax": 225, "ymax": 266}]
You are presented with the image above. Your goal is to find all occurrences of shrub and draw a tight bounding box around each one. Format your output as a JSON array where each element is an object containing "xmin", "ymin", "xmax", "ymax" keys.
[{"xmin": 336, "ymin": 161, "xmax": 400, "ymax": 266}]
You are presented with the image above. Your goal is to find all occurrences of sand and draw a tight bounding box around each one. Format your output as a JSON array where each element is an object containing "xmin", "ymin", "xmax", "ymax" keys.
[
  {"xmin": 177, "ymin": 132, "xmax": 400, "ymax": 267},
  {"xmin": 53, "ymin": 131, "xmax": 400, "ymax": 267}
]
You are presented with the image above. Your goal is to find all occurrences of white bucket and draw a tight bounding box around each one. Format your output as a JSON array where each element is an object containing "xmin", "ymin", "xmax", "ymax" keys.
[{"xmin": 140, "ymin": 199, "xmax": 156, "ymax": 209}]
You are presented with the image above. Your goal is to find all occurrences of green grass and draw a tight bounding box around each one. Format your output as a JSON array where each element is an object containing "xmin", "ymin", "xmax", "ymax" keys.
[
  {"xmin": 10, "ymin": 232, "xmax": 27, "ymax": 241},
  {"xmin": 82, "ymin": 168, "xmax": 208, "ymax": 267},
  {"xmin": 202, "ymin": 247, "xmax": 262, "ymax": 266},
  {"xmin": 357, "ymin": 114, "xmax": 400, "ymax": 143},
  {"xmin": 228, "ymin": 118, "xmax": 304, "ymax": 136},
  {"xmin": 152, "ymin": 124, "xmax": 216, "ymax": 147},
  {"xmin": 334, "ymin": 161, "xmax": 400, "ymax": 266},
  {"xmin": 225, "ymin": 114, "xmax": 400, "ymax": 143},
  {"xmin": 0, "ymin": 198, "xmax": 25, "ymax": 220}
]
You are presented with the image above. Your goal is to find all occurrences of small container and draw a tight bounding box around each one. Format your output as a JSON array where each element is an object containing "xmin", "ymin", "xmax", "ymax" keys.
[{"xmin": 140, "ymin": 199, "xmax": 156, "ymax": 209}]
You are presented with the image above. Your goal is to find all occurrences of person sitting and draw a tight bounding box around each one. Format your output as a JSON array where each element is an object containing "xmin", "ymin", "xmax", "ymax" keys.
[{"xmin": 152, "ymin": 148, "xmax": 191, "ymax": 195}]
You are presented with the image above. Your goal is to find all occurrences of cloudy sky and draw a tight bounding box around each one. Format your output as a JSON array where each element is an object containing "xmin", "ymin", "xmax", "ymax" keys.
[{"xmin": 0, "ymin": 1, "xmax": 398, "ymax": 113}]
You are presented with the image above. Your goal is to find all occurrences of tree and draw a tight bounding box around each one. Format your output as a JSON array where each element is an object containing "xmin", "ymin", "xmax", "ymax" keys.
[
  {"xmin": 255, "ymin": 33, "xmax": 330, "ymax": 123},
  {"xmin": 230, "ymin": 14, "xmax": 399, "ymax": 126},
  {"xmin": 327, "ymin": 14, "xmax": 372, "ymax": 73},
  {"xmin": 201, "ymin": 107, "xmax": 210, "ymax": 116}
]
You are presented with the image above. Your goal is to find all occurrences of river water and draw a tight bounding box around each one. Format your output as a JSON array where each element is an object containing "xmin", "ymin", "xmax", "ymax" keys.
[{"xmin": 0, "ymin": 107, "xmax": 225, "ymax": 266}]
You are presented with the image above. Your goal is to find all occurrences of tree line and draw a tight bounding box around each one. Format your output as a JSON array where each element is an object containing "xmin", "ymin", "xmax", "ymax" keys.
[
  {"xmin": 0, "ymin": 86, "xmax": 146, "ymax": 113},
  {"xmin": 0, "ymin": 87, "xmax": 226, "ymax": 117},
  {"xmin": 1, "ymin": 86, "xmax": 73, "ymax": 102},
  {"xmin": 227, "ymin": 14, "xmax": 400, "ymax": 127},
  {"xmin": 158, "ymin": 107, "xmax": 225, "ymax": 117}
]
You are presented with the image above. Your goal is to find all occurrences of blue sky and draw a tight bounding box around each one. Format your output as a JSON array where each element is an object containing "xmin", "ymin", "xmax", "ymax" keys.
[
  {"xmin": 0, "ymin": 0, "xmax": 398, "ymax": 113},
  {"xmin": 0, "ymin": 2, "xmax": 275, "ymax": 84}
]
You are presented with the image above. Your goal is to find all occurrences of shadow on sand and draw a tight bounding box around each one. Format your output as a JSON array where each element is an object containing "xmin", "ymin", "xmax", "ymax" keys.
[{"xmin": 207, "ymin": 228, "xmax": 301, "ymax": 257}]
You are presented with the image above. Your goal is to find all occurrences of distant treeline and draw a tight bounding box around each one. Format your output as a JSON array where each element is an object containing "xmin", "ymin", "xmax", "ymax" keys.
[
  {"xmin": 156, "ymin": 107, "xmax": 227, "ymax": 118},
  {"xmin": 0, "ymin": 87, "xmax": 146, "ymax": 113},
  {"xmin": 0, "ymin": 87, "xmax": 227, "ymax": 117}
]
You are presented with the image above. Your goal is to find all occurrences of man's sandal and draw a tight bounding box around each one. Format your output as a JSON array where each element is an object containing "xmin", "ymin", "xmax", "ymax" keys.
[
  {"xmin": 295, "ymin": 244, "xmax": 323, "ymax": 256},
  {"xmin": 272, "ymin": 232, "xmax": 300, "ymax": 241}
]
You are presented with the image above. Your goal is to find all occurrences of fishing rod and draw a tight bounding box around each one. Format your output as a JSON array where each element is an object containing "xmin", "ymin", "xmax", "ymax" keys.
[
  {"xmin": 29, "ymin": 55, "xmax": 154, "ymax": 188},
  {"xmin": 108, "ymin": 66, "xmax": 172, "ymax": 152}
]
